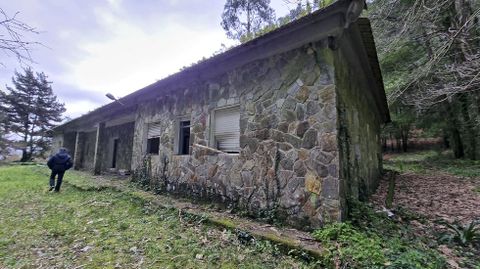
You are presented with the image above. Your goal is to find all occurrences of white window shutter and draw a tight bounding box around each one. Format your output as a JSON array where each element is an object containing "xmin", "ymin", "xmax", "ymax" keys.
[
  {"xmin": 147, "ymin": 122, "xmax": 161, "ymax": 138},
  {"xmin": 214, "ymin": 107, "xmax": 240, "ymax": 152}
]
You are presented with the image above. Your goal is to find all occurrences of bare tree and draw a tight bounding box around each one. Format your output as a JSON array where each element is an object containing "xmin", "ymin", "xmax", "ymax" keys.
[{"xmin": 0, "ymin": 8, "xmax": 40, "ymax": 66}]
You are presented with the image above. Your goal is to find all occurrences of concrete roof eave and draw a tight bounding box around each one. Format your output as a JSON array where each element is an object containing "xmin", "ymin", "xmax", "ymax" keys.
[{"xmin": 54, "ymin": 0, "xmax": 367, "ymax": 133}]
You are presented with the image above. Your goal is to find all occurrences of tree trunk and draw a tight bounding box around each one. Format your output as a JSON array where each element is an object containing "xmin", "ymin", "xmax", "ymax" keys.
[
  {"xmin": 450, "ymin": 0, "xmax": 477, "ymax": 159},
  {"xmin": 400, "ymin": 127, "xmax": 409, "ymax": 152},
  {"xmin": 20, "ymin": 149, "xmax": 29, "ymax": 162},
  {"xmin": 442, "ymin": 131, "xmax": 450, "ymax": 149},
  {"xmin": 21, "ymin": 123, "xmax": 29, "ymax": 162},
  {"xmin": 459, "ymin": 94, "xmax": 477, "ymax": 159},
  {"xmin": 447, "ymin": 102, "xmax": 465, "ymax": 158}
]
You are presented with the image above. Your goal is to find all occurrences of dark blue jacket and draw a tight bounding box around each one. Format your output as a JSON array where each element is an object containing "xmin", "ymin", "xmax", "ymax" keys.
[{"xmin": 47, "ymin": 152, "xmax": 73, "ymax": 172}]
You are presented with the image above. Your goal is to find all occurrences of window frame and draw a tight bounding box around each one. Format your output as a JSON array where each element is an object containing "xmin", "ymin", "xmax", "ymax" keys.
[
  {"xmin": 210, "ymin": 105, "xmax": 240, "ymax": 154},
  {"xmin": 146, "ymin": 122, "xmax": 161, "ymax": 155},
  {"xmin": 146, "ymin": 137, "xmax": 160, "ymax": 155},
  {"xmin": 177, "ymin": 119, "xmax": 191, "ymax": 155}
]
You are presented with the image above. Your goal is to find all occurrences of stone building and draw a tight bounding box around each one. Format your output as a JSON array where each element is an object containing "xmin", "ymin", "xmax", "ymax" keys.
[{"xmin": 53, "ymin": 0, "xmax": 389, "ymax": 229}]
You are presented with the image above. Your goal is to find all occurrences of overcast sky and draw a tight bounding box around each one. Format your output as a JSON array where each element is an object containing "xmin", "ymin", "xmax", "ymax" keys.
[{"xmin": 0, "ymin": 0, "xmax": 297, "ymax": 119}]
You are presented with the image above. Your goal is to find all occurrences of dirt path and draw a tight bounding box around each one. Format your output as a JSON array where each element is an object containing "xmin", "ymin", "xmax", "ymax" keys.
[
  {"xmin": 371, "ymin": 172, "xmax": 480, "ymax": 224},
  {"xmin": 370, "ymin": 171, "xmax": 480, "ymax": 268}
]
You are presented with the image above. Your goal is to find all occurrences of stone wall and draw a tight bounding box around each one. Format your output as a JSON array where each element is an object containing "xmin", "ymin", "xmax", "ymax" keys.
[
  {"xmin": 334, "ymin": 33, "xmax": 384, "ymax": 212},
  {"xmin": 101, "ymin": 122, "xmax": 135, "ymax": 171},
  {"xmin": 131, "ymin": 40, "xmax": 341, "ymax": 229}
]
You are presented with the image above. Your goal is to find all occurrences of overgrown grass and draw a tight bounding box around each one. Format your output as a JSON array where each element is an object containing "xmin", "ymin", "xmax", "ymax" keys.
[
  {"xmin": 384, "ymin": 150, "xmax": 480, "ymax": 178},
  {"xmin": 312, "ymin": 202, "xmax": 446, "ymax": 269},
  {"xmin": 0, "ymin": 165, "xmax": 315, "ymax": 268}
]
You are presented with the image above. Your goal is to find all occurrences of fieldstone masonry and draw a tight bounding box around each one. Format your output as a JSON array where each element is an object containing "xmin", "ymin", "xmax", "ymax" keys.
[
  {"xmin": 52, "ymin": 13, "xmax": 389, "ymax": 230},
  {"xmin": 131, "ymin": 41, "xmax": 341, "ymax": 228}
]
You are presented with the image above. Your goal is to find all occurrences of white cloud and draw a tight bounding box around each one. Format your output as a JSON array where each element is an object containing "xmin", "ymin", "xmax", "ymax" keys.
[
  {"xmin": 2, "ymin": 0, "xmax": 295, "ymax": 118},
  {"xmin": 62, "ymin": 8, "xmax": 235, "ymax": 101}
]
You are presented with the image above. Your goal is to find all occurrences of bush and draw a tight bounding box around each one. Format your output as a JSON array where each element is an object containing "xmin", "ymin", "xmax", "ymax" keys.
[
  {"xmin": 312, "ymin": 203, "xmax": 446, "ymax": 269},
  {"xmin": 439, "ymin": 220, "xmax": 480, "ymax": 247},
  {"xmin": 313, "ymin": 222, "xmax": 386, "ymax": 268}
]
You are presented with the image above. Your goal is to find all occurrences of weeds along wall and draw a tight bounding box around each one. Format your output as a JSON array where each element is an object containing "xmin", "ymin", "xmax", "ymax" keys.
[{"xmin": 131, "ymin": 40, "xmax": 342, "ymax": 229}]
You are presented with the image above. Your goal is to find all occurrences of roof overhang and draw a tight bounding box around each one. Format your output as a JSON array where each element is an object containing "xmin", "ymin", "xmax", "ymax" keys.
[{"xmin": 54, "ymin": 0, "xmax": 374, "ymax": 132}]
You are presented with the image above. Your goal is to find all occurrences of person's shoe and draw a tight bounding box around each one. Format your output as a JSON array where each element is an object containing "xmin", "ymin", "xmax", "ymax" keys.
[{"xmin": 48, "ymin": 186, "xmax": 54, "ymax": 192}]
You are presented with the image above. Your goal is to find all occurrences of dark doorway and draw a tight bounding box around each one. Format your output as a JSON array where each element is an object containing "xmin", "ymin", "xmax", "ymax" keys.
[
  {"xmin": 179, "ymin": 120, "xmax": 190, "ymax": 155},
  {"xmin": 112, "ymin": 138, "xmax": 119, "ymax": 168}
]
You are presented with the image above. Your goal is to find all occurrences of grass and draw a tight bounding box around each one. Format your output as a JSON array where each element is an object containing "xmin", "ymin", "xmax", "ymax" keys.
[
  {"xmin": 0, "ymin": 165, "xmax": 316, "ymax": 268},
  {"xmin": 312, "ymin": 202, "xmax": 447, "ymax": 269},
  {"xmin": 2, "ymin": 153, "xmax": 476, "ymax": 269},
  {"xmin": 384, "ymin": 150, "xmax": 480, "ymax": 178}
]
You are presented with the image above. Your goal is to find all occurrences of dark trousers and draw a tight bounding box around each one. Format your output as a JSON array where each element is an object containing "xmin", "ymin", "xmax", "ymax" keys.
[{"xmin": 49, "ymin": 170, "xmax": 65, "ymax": 191}]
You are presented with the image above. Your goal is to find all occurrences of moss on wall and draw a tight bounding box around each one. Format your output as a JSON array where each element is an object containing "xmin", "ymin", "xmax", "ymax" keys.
[
  {"xmin": 131, "ymin": 40, "xmax": 340, "ymax": 229},
  {"xmin": 334, "ymin": 33, "xmax": 384, "ymax": 218}
]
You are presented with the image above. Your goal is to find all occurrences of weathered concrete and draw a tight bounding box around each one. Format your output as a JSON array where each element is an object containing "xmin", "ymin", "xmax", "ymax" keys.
[
  {"xmin": 63, "ymin": 132, "xmax": 76, "ymax": 157},
  {"xmin": 334, "ymin": 24, "xmax": 386, "ymax": 218},
  {"xmin": 73, "ymin": 132, "xmax": 84, "ymax": 170},
  {"xmin": 93, "ymin": 122, "xmax": 106, "ymax": 175},
  {"xmin": 77, "ymin": 131, "xmax": 97, "ymax": 171},
  {"xmin": 102, "ymin": 122, "xmax": 135, "ymax": 171}
]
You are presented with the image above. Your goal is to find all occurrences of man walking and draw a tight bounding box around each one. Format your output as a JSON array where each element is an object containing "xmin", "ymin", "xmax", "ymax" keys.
[{"xmin": 47, "ymin": 148, "xmax": 73, "ymax": 192}]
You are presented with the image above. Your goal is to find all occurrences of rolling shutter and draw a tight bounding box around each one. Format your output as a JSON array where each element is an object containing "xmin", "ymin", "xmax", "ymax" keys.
[
  {"xmin": 214, "ymin": 107, "xmax": 240, "ymax": 153},
  {"xmin": 147, "ymin": 122, "xmax": 161, "ymax": 138}
]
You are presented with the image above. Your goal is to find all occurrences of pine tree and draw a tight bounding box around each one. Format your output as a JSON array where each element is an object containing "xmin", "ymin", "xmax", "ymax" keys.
[
  {"xmin": 221, "ymin": 0, "xmax": 275, "ymax": 42},
  {"xmin": 0, "ymin": 111, "xmax": 8, "ymax": 159},
  {"xmin": 0, "ymin": 68, "xmax": 65, "ymax": 161}
]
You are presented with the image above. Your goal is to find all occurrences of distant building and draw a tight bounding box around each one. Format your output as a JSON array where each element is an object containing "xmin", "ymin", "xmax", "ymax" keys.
[{"xmin": 53, "ymin": 0, "xmax": 389, "ymax": 229}]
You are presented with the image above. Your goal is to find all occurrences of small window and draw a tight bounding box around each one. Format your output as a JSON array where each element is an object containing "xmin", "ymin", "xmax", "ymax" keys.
[
  {"xmin": 178, "ymin": 120, "xmax": 190, "ymax": 155},
  {"xmin": 213, "ymin": 106, "xmax": 240, "ymax": 153},
  {"xmin": 147, "ymin": 137, "xmax": 160, "ymax": 154},
  {"xmin": 147, "ymin": 122, "xmax": 161, "ymax": 155}
]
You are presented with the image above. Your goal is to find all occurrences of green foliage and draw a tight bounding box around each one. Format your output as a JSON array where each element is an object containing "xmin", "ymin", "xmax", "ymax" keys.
[
  {"xmin": 312, "ymin": 202, "xmax": 446, "ymax": 268},
  {"xmin": 382, "ymin": 103, "xmax": 417, "ymax": 152},
  {"xmin": 221, "ymin": 0, "xmax": 275, "ymax": 41},
  {"xmin": 131, "ymin": 155, "xmax": 152, "ymax": 189},
  {"xmin": 370, "ymin": 0, "xmax": 480, "ymax": 160},
  {"xmin": 439, "ymin": 221, "xmax": 480, "ymax": 247},
  {"xmin": 313, "ymin": 222, "xmax": 387, "ymax": 268},
  {"xmin": 384, "ymin": 150, "xmax": 480, "ymax": 177},
  {"xmin": 0, "ymin": 67, "xmax": 65, "ymax": 161},
  {"xmin": 223, "ymin": 0, "xmax": 338, "ymax": 43}
]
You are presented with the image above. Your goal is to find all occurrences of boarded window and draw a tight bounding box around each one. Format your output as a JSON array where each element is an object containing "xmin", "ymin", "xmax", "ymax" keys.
[
  {"xmin": 214, "ymin": 106, "xmax": 240, "ymax": 153},
  {"xmin": 147, "ymin": 122, "xmax": 161, "ymax": 155}
]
